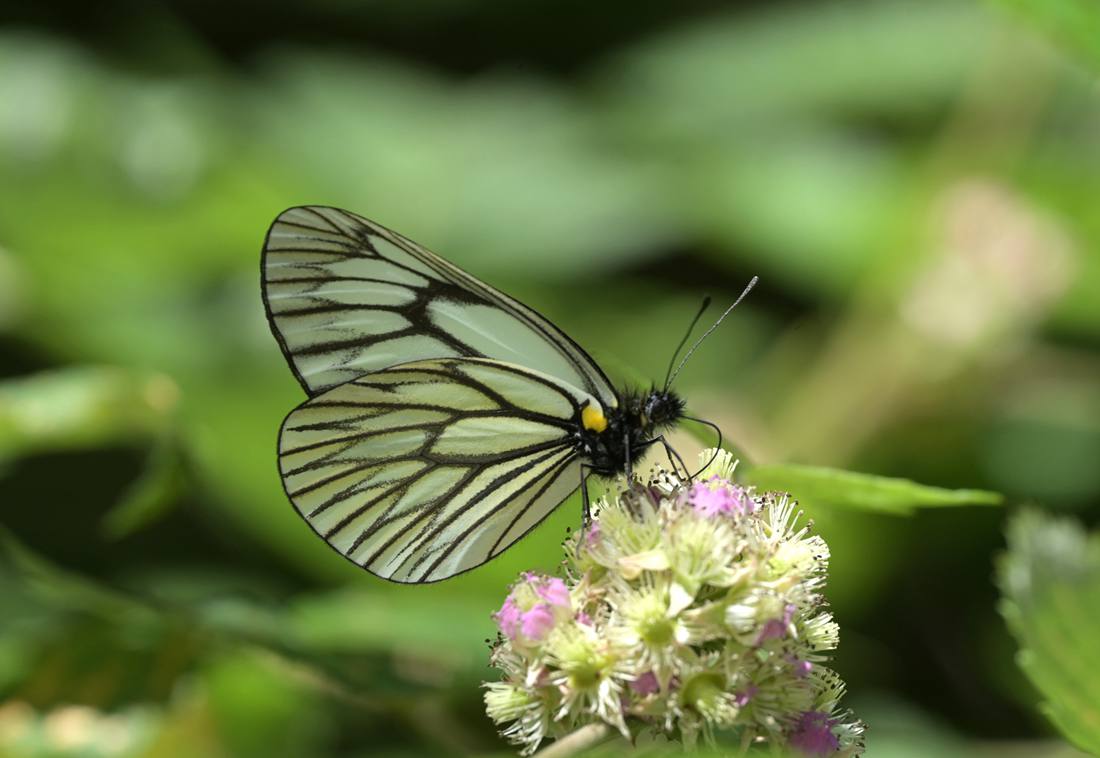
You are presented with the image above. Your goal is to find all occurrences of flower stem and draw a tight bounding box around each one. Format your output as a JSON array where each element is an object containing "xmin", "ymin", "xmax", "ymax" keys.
[{"xmin": 531, "ymin": 724, "xmax": 613, "ymax": 758}]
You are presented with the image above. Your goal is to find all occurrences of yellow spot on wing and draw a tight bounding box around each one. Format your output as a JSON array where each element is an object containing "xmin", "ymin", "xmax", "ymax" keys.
[{"xmin": 582, "ymin": 404, "xmax": 608, "ymax": 433}]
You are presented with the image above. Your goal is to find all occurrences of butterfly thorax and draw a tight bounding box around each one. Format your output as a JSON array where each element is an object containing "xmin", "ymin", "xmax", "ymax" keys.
[{"xmin": 578, "ymin": 388, "xmax": 685, "ymax": 477}]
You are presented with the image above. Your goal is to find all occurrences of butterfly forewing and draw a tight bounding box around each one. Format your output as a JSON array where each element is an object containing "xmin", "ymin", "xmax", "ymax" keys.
[
  {"xmin": 278, "ymin": 358, "xmax": 591, "ymax": 582},
  {"xmin": 262, "ymin": 206, "xmax": 618, "ymax": 408}
]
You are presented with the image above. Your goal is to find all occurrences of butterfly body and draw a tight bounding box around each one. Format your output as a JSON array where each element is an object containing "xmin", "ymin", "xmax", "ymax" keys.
[
  {"xmin": 578, "ymin": 389, "xmax": 684, "ymax": 477},
  {"xmin": 263, "ymin": 205, "xmax": 694, "ymax": 582}
]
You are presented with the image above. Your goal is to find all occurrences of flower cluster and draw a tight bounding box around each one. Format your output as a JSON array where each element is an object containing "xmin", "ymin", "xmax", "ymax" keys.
[{"xmin": 484, "ymin": 450, "xmax": 864, "ymax": 755}]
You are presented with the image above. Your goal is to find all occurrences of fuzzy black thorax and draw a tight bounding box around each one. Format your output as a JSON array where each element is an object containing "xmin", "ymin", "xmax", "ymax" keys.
[{"xmin": 577, "ymin": 388, "xmax": 685, "ymax": 477}]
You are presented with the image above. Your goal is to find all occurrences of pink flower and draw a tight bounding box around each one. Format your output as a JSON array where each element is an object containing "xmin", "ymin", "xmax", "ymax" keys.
[
  {"xmin": 531, "ymin": 573, "xmax": 570, "ymax": 607},
  {"xmin": 495, "ymin": 597, "xmax": 523, "ymax": 638},
  {"xmin": 630, "ymin": 671, "xmax": 660, "ymax": 696},
  {"xmin": 494, "ymin": 573, "xmax": 572, "ymax": 648},
  {"xmin": 519, "ymin": 603, "xmax": 556, "ymax": 640},
  {"xmin": 789, "ymin": 711, "xmax": 840, "ymax": 756},
  {"xmin": 689, "ymin": 477, "xmax": 752, "ymax": 518}
]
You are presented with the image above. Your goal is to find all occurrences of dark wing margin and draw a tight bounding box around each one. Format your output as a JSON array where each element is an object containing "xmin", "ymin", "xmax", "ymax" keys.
[
  {"xmin": 277, "ymin": 358, "xmax": 591, "ymax": 583},
  {"xmin": 261, "ymin": 205, "xmax": 618, "ymax": 407}
]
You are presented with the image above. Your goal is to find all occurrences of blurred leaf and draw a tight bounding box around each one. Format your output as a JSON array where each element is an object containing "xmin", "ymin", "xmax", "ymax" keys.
[
  {"xmin": 997, "ymin": 509, "xmax": 1100, "ymax": 756},
  {"xmin": 0, "ymin": 246, "xmax": 25, "ymax": 332},
  {"xmin": 740, "ymin": 463, "xmax": 1003, "ymax": 516},
  {"xmin": 989, "ymin": 0, "xmax": 1100, "ymax": 71},
  {"xmin": 0, "ymin": 527, "xmax": 158, "ymax": 626},
  {"xmin": 983, "ymin": 402, "xmax": 1100, "ymax": 510},
  {"xmin": 606, "ymin": 0, "xmax": 994, "ymax": 123},
  {"xmin": 287, "ymin": 588, "xmax": 490, "ymax": 664},
  {"xmin": 254, "ymin": 53, "xmax": 679, "ymax": 280},
  {"xmin": 0, "ymin": 367, "xmax": 179, "ymax": 462},
  {"xmin": 100, "ymin": 438, "xmax": 187, "ymax": 541},
  {"xmin": 847, "ymin": 695, "xmax": 976, "ymax": 758},
  {"xmin": 683, "ymin": 132, "xmax": 905, "ymax": 296},
  {"xmin": 678, "ymin": 420, "xmax": 753, "ymax": 469},
  {"xmin": 202, "ymin": 652, "xmax": 330, "ymax": 758},
  {"xmin": 2, "ymin": 526, "xmax": 487, "ymax": 708},
  {"xmin": 0, "ymin": 530, "xmax": 203, "ymax": 709},
  {"xmin": 138, "ymin": 693, "xmax": 228, "ymax": 758}
]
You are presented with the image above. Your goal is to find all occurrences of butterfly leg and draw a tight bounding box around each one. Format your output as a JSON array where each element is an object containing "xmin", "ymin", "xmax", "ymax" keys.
[
  {"xmin": 654, "ymin": 435, "xmax": 692, "ymax": 482},
  {"xmin": 624, "ymin": 432, "xmax": 633, "ymax": 482},
  {"xmin": 579, "ymin": 464, "xmax": 593, "ymax": 526}
]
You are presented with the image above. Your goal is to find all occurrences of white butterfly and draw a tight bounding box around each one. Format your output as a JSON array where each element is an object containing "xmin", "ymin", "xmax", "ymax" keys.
[{"xmin": 263, "ymin": 206, "xmax": 751, "ymax": 582}]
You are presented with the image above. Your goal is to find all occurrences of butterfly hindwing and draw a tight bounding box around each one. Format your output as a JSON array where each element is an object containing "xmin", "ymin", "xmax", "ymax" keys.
[
  {"xmin": 262, "ymin": 206, "xmax": 618, "ymax": 408},
  {"xmin": 278, "ymin": 357, "xmax": 593, "ymax": 583}
]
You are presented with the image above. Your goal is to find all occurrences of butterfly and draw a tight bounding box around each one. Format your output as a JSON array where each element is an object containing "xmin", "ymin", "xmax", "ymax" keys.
[{"xmin": 262, "ymin": 206, "xmax": 754, "ymax": 583}]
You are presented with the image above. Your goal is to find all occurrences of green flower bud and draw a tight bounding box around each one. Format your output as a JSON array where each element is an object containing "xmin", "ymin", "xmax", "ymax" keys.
[{"xmin": 484, "ymin": 682, "xmax": 537, "ymax": 725}]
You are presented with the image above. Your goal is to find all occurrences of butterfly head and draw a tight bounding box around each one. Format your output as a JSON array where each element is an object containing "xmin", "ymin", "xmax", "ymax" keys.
[{"xmin": 641, "ymin": 388, "xmax": 685, "ymax": 433}]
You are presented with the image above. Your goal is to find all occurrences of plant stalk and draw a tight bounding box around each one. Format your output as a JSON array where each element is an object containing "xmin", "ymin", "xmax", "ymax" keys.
[{"xmin": 532, "ymin": 724, "xmax": 613, "ymax": 758}]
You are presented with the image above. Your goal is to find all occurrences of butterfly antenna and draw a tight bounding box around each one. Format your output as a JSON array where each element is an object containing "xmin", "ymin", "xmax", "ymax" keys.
[
  {"xmin": 683, "ymin": 414, "xmax": 724, "ymax": 478},
  {"xmin": 665, "ymin": 276, "xmax": 758, "ymax": 389},
  {"xmin": 663, "ymin": 296, "xmax": 712, "ymax": 392}
]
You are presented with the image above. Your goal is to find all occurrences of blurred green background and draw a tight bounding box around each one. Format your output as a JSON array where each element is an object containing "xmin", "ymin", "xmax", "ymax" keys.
[{"xmin": 1, "ymin": 0, "xmax": 1099, "ymax": 755}]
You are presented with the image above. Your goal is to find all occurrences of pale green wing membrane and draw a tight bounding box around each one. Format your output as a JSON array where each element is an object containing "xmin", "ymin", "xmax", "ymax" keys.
[
  {"xmin": 262, "ymin": 206, "xmax": 618, "ymax": 408},
  {"xmin": 278, "ymin": 358, "xmax": 594, "ymax": 583}
]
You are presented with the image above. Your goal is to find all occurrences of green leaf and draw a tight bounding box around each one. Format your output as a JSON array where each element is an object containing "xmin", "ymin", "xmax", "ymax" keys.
[
  {"xmin": 287, "ymin": 588, "xmax": 491, "ymax": 664},
  {"xmin": 0, "ymin": 528, "xmax": 486, "ymax": 711},
  {"xmin": 100, "ymin": 437, "xmax": 188, "ymax": 540},
  {"xmin": 0, "ymin": 367, "xmax": 179, "ymax": 462},
  {"xmin": 0, "ymin": 527, "xmax": 158, "ymax": 625},
  {"xmin": 997, "ymin": 509, "xmax": 1100, "ymax": 755},
  {"xmin": 739, "ymin": 463, "xmax": 1003, "ymax": 515},
  {"xmin": 989, "ymin": 0, "xmax": 1100, "ymax": 71}
]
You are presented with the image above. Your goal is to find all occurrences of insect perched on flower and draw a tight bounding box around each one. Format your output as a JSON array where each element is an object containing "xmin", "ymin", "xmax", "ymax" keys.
[{"xmin": 262, "ymin": 206, "xmax": 755, "ymax": 583}]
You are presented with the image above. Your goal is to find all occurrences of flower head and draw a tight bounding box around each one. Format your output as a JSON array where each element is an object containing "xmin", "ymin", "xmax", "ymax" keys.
[{"xmin": 483, "ymin": 450, "xmax": 863, "ymax": 756}]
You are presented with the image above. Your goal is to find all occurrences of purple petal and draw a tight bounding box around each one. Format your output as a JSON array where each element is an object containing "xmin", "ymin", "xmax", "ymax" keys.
[
  {"xmin": 534, "ymin": 576, "xmax": 570, "ymax": 609},
  {"xmin": 756, "ymin": 618, "xmax": 787, "ymax": 643},
  {"xmin": 520, "ymin": 603, "xmax": 556, "ymax": 641},
  {"xmin": 630, "ymin": 671, "xmax": 660, "ymax": 696},
  {"xmin": 789, "ymin": 711, "xmax": 840, "ymax": 756},
  {"xmin": 689, "ymin": 478, "xmax": 753, "ymax": 518},
  {"xmin": 756, "ymin": 604, "xmax": 798, "ymax": 644},
  {"xmin": 733, "ymin": 685, "xmax": 758, "ymax": 707},
  {"xmin": 494, "ymin": 597, "xmax": 522, "ymax": 639}
]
